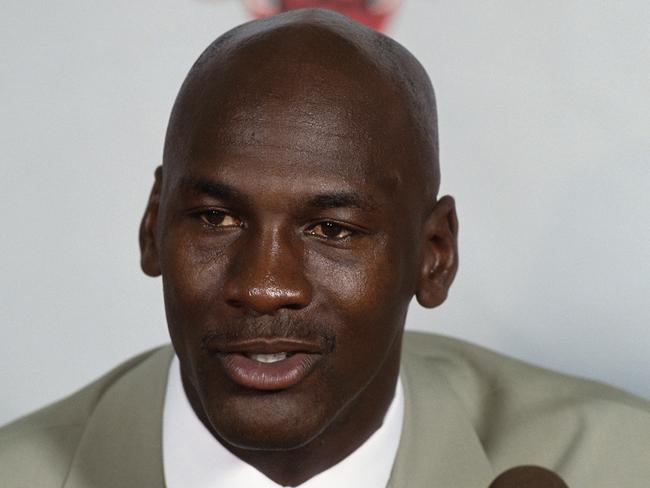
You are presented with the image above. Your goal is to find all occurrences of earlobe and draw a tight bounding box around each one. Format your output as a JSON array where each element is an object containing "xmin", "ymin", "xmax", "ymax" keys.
[
  {"xmin": 139, "ymin": 166, "xmax": 163, "ymax": 277},
  {"xmin": 415, "ymin": 195, "xmax": 459, "ymax": 308}
]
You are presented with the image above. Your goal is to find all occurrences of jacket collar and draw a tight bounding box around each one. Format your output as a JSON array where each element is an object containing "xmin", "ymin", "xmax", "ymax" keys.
[
  {"xmin": 387, "ymin": 349, "xmax": 495, "ymax": 487},
  {"xmin": 63, "ymin": 345, "xmax": 173, "ymax": 488}
]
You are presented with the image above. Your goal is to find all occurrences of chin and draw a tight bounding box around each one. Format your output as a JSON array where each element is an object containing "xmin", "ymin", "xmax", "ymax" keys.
[
  {"xmin": 217, "ymin": 427, "xmax": 320, "ymax": 452},
  {"xmin": 204, "ymin": 391, "xmax": 334, "ymax": 451}
]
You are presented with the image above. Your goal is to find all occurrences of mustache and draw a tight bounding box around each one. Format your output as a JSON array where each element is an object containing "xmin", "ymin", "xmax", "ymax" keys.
[{"xmin": 200, "ymin": 316, "xmax": 337, "ymax": 353}]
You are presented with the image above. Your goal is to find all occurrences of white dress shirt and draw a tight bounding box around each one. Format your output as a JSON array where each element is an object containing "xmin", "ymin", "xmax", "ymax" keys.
[{"xmin": 163, "ymin": 355, "xmax": 404, "ymax": 488}]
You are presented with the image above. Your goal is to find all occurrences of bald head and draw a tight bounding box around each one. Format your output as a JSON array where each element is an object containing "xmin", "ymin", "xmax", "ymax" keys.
[{"xmin": 163, "ymin": 8, "xmax": 440, "ymax": 200}]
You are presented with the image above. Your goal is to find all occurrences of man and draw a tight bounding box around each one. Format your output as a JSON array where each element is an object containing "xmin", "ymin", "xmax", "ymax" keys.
[{"xmin": 1, "ymin": 8, "xmax": 649, "ymax": 488}]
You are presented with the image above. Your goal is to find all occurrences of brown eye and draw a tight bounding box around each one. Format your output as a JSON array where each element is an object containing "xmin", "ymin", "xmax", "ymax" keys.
[
  {"xmin": 199, "ymin": 210, "xmax": 241, "ymax": 228},
  {"xmin": 309, "ymin": 221, "xmax": 354, "ymax": 240}
]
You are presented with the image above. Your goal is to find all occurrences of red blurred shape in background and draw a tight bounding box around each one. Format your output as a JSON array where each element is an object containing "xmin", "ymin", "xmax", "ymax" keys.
[{"xmin": 241, "ymin": 0, "xmax": 402, "ymax": 32}]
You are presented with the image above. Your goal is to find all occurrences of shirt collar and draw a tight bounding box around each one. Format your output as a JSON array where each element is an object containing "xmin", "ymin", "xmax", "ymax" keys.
[{"xmin": 163, "ymin": 355, "xmax": 404, "ymax": 488}]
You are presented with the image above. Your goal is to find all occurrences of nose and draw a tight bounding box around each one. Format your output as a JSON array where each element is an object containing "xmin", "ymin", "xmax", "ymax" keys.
[{"xmin": 223, "ymin": 226, "xmax": 313, "ymax": 315}]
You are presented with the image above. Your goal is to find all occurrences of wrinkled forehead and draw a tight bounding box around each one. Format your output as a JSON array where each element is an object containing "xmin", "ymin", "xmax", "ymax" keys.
[
  {"xmin": 170, "ymin": 100, "xmax": 403, "ymax": 203},
  {"xmin": 168, "ymin": 49, "xmax": 411, "ymax": 191}
]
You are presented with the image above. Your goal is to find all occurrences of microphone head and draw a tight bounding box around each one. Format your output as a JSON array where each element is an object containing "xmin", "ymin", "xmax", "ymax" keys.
[{"xmin": 489, "ymin": 465, "xmax": 569, "ymax": 488}]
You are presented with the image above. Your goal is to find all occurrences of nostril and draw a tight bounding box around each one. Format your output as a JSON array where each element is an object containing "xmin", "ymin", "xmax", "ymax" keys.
[{"xmin": 226, "ymin": 299, "xmax": 244, "ymax": 309}]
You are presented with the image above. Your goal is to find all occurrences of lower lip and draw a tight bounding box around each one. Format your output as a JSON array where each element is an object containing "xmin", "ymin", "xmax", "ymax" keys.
[{"xmin": 220, "ymin": 353, "xmax": 321, "ymax": 391}]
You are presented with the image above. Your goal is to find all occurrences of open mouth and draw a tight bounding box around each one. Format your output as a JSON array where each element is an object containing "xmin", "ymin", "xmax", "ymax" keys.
[
  {"xmin": 220, "ymin": 351, "xmax": 322, "ymax": 391},
  {"xmin": 245, "ymin": 352, "xmax": 294, "ymax": 363},
  {"xmin": 207, "ymin": 337, "xmax": 328, "ymax": 391}
]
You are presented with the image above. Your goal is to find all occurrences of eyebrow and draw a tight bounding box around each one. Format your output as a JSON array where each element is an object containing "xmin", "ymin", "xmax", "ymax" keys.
[
  {"xmin": 181, "ymin": 177, "xmax": 241, "ymax": 201},
  {"xmin": 307, "ymin": 192, "xmax": 376, "ymax": 211},
  {"xmin": 181, "ymin": 176, "xmax": 375, "ymax": 211}
]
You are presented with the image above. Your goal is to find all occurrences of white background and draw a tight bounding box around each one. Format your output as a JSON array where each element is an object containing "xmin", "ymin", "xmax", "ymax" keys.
[{"xmin": 1, "ymin": 0, "xmax": 648, "ymax": 426}]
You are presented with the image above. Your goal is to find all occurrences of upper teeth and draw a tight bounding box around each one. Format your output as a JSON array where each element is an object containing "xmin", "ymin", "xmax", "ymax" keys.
[{"xmin": 248, "ymin": 353, "xmax": 289, "ymax": 363}]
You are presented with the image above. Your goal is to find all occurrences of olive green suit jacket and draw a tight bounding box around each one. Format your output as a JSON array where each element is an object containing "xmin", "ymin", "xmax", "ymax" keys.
[{"xmin": 2, "ymin": 331, "xmax": 650, "ymax": 487}]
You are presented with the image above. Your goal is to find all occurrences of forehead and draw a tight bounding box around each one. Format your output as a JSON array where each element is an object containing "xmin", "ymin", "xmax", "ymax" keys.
[
  {"xmin": 170, "ymin": 62, "xmax": 407, "ymax": 197},
  {"xmin": 176, "ymin": 130, "xmax": 400, "ymax": 207}
]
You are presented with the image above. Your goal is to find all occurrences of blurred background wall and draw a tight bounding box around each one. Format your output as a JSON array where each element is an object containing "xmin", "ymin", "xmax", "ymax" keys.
[{"xmin": 1, "ymin": 0, "xmax": 648, "ymax": 426}]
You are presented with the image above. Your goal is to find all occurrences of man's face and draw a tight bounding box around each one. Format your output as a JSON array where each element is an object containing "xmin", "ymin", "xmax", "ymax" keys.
[{"xmin": 151, "ymin": 59, "xmax": 427, "ymax": 451}]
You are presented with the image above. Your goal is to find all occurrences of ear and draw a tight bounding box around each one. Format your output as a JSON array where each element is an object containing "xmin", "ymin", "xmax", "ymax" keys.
[
  {"xmin": 415, "ymin": 195, "xmax": 459, "ymax": 308},
  {"xmin": 139, "ymin": 166, "xmax": 163, "ymax": 277}
]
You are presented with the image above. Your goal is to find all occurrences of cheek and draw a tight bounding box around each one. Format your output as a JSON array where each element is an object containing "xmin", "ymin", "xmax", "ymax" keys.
[
  {"xmin": 303, "ymin": 243, "xmax": 411, "ymax": 408},
  {"xmin": 310, "ymin": 239, "xmax": 411, "ymax": 306},
  {"xmin": 160, "ymin": 233, "xmax": 230, "ymax": 339},
  {"xmin": 162, "ymin": 225, "xmax": 231, "ymax": 291},
  {"xmin": 307, "ymin": 239, "xmax": 412, "ymax": 340}
]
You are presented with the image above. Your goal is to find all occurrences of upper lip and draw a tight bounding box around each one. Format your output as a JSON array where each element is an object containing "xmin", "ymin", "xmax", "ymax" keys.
[{"xmin": 207, "ymin": 338, "xmax": 324, "ymax": 355}]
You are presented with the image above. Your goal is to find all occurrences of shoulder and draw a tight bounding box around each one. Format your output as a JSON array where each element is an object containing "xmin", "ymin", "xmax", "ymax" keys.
[
  {"xmin": 401, "ymin": 331, "xmax": 650, "ymax": 486},
  {"xmin": 402, "ymin": 330, "xmax": 649, "ymax": 411},
  {"xmin": 0, "ymin": 346, "xmax": 172, "ymax": 487}
]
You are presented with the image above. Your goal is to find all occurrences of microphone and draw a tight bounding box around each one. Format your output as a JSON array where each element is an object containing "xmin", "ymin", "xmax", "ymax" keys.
[{"xmin": 489, "ymin": 466, "xmax": 569, "ymax": 488}]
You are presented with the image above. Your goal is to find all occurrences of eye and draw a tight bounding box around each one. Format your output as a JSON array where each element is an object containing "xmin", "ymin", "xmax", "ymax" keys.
[
  {"xmin": 307, "ymin": 221, "xmax": 355, "ymax": 240},
  {"xmin": 197, "ymin": 209, "xmax": 242, "ymax": 228}
]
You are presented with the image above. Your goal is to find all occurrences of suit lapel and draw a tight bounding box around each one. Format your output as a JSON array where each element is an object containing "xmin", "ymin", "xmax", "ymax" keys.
[
  {"xmin": 387, "ymin": 349, "xmax": 494, "ymax": 488},
  {"xmin": 63, "ymin": 346, "xmax": 174, "ymax": 488}
]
